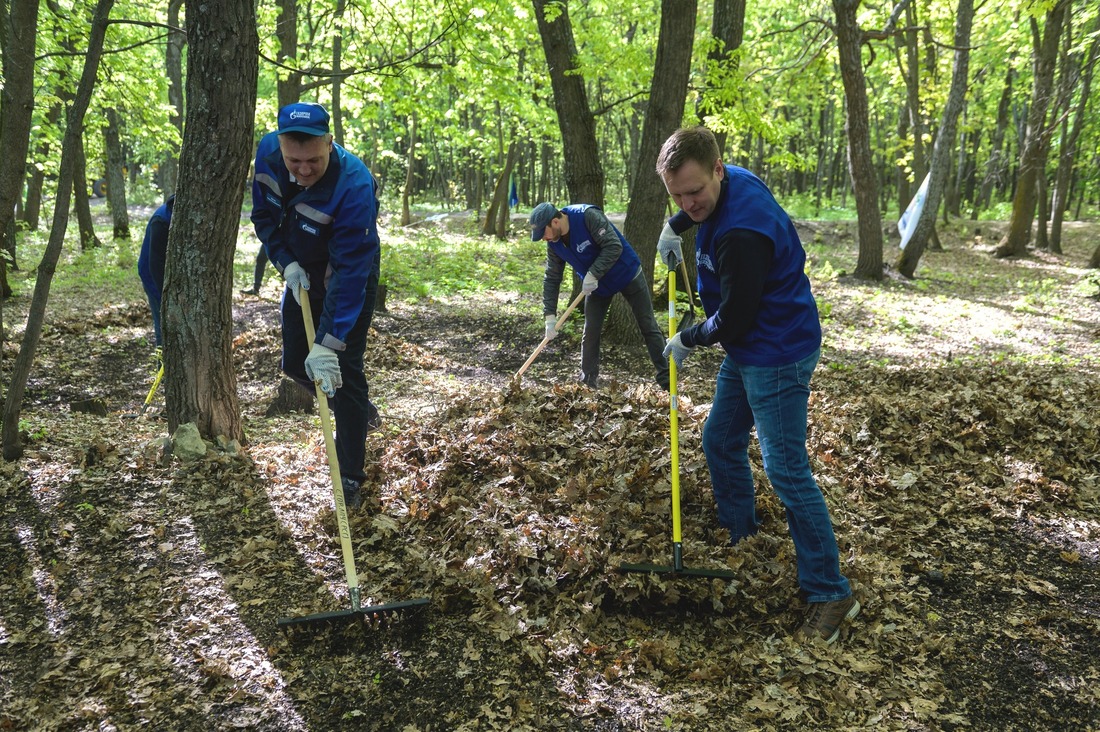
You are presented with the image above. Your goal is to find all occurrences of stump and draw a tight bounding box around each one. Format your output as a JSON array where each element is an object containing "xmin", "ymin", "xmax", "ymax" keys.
[{"xmin": 265, "ymin": 378, "xmax": 315, "ymax": 416}]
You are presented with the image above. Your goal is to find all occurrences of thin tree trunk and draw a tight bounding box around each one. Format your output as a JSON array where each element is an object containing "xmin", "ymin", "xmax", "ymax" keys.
[
  {"xmin": 833, "ymin": 0, "xmax": 884, "ymax": 280},
  {"xmin": 973, "ymin": 63, "xmax": 1015, "ymax": 217},
  {"xmin": 697, "ymin": 0, "xmax": 745, "ymax": 154},
  {"xmin": 532, "ymin": 0, "xmax": 604, "ymax": 206},
  {"xmin": 1089, "ymin": 242, "xmax": 1100, "ymax": 269},
  {"xmin": 1050, "ymin": 8, "xmax": 1099, "ymax": 253},
  {"xmin": 73, "ymin": 139, "xmax": 102, "ymax": 251},
  {"xmin": 331, "ymin": 0, "xmax": 345, "ymax": 145},
  {"xmin": 275, "ymin": 0, "xmax": 301, "ymax": 110},
  {"xmin": 896, "ymin": 0, "xmax": 974, "ymax": 278},
  {"xmin": 401, "ymin": 113, "xmax": 417, "ymax": 226},
  {"xmin": 996, "ymin": 1, "xmax": 1067, "ymax": 258},
  {"xmin": 104, "ymin": 108, "xmax": 129, "ymax": 239},
  {"xmin": 161, "ymin": 0, "xmax": 184, "ymax": 196},
  {"xmin": 483, "ymin": 141, "xmax": 518, "ymax": 239},
  {"xmin": 161, "ymin": 0, "xmax": 257, "ymax": 441},
  {"xmin": 2, "ymin": 0, "xmax": 114, "ymax": 460}
]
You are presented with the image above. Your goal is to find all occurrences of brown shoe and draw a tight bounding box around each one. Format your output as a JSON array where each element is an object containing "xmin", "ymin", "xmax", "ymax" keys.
[{"xmin": 799, "ymin": 595, "xmax": 860, "ymax": 644}]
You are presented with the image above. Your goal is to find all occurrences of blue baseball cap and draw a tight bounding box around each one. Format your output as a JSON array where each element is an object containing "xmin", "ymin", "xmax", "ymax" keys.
[
  {"xmin": 277, "ymin": 102, "xmax": 330, "ymax": 136},
  {"xmin": 529, "ymin": 202, "xmax": 559, "ymax": 241}
]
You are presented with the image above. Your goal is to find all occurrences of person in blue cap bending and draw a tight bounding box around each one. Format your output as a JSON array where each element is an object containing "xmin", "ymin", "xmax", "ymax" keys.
[
  {"xmin": 529, "ymin": 202, "xmax": 669, "ymax": 391},
  {"xmin": 250, "ymin": 101, "xmax": 382, "ymax": 510}
]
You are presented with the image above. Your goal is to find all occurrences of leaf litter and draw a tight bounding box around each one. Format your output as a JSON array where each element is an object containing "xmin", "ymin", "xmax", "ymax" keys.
[{"xmin": 1, "ymin": 221, "xmax": 1099, "ymax": 730}]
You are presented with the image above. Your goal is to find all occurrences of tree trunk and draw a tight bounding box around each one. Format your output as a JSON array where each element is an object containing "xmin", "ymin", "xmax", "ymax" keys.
[
  {"xmin": 832, "ymin": 0, "xmax": 884, "ymax": 280},
  {"xmin": 0, "ymin": 0, "xmax": 39, "ymax": 258},
  {"xmin": 607, "ymin": 0, "xmax": 697, "ymax": 346},
  {"xmin": 900, "ymin": 3, "xmax": 927, "ymax": 200},
  {"xmin": 275, "ymin": 0, "xmax": 301, "ymax": 110},
  {"xmin": 896, "ymin": 0, "xmax": 974, "ymax": 278},
  {"xmin": 160, "ymin": 0, "xmax": 257, "ymax": 441},
  {"xmin": 73, "ymin": 138, "xmax": 101, "ymax": 251},
  {"xmin": 1089, "ymin": 242, "xmax": 1100, "ymax": 269},
  {"xmin": 1050, "ymin": 8, "xmax": 1098, "ymax": 253},
  {"xmin": 2, "ymin": 0, "xmax": 113, "ymax": 460},
  {"xmin": 973, "ymin": 67, "xmax": 1014, "ymax": 217},
  {"xmin": 401, "ymin": 113, "xmax": 417, "ymax": 226},
  {"xmin": 996, "ymin": 1, "xmax": 1067, "ymax": 258},
  {"xmin": 532, "ymin": 0, "xmax": 604, "ymax": 206},
  {"xmin": 697, "ymin": 0, "xmax": 746, "ymax": 153},
  {"xmin": 483, "ymin": 141, "xmax": 517, "ymax": 239},
  {"xmin": 104, "ymin": 108, "xmax": 129, "ymax": 239},
  {"xmin": 160, "ymin": 0, "xmax": 185, "ymax": 196},
  {"xmin": 22, "ymin": 103, "xmax": 62, "ymax": 232}
]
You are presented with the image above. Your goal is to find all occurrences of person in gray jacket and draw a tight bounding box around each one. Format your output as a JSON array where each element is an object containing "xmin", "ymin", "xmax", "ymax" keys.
[{"xmin": 531, "ymin": 202, "xmax": 669, "ymax": 390}]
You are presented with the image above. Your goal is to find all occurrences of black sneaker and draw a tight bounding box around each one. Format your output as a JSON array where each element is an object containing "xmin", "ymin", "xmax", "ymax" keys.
[
  {"xmin": 341, "ymin": 478, "xmax": 362, "ymax": 510},
  {"xmin": 799, "ymin": 595, "xmax": 861, "ymax": 644}
]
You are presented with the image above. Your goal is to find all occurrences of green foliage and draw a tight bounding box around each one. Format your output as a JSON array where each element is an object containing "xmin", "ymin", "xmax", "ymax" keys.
[{"xmin": 381, "ymin": 227, "xmax": 544, "ymax": 302}]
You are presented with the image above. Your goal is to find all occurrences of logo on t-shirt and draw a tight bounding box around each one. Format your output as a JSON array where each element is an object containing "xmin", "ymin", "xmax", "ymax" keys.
[
  {"xmin": 698, "ymin": 253, "xmax": 715, "ymax": 272},
  {"xmin": 577, "ymin": 239, "xmax": 591, "ymax": 254}
]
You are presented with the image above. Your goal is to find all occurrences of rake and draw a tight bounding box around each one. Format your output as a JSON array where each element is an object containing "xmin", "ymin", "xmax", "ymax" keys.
[
  {"xmin": 619, "ymin": 254, "xmax": 736, "ymax": 580},
  {"xmin": 277, "ymin": 286, "xmax": 429, "ymax": 629},
  {"xmin": 513, "ymin": 290, "xmax": 586, "ymax": 382}
]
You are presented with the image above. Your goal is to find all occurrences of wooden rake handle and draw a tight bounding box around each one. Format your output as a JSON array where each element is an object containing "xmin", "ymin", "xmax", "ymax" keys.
[
  {"xmin": 513, "ymin": 290, "xmax": 586, "ymax": 381},
  {"xmin": 300, "ymin": 287, "xmax": 360, "ymax": 606}
]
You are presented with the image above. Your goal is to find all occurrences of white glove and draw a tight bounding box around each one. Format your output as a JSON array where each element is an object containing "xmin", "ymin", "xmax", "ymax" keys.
[
  {"xmin": 582, "ymin": 272, "xmax": 598, "ymax": 295},
  {"xmin": 283, "ymin": 261, "xmax": 310, "ymax": 305},
  {"xmin": 657, "ymin": 222, "xmax": 683, "ymax": 268},
  {"xmin": 304, "ymin": 344, "xmax": 342, "ymax": 397},
  {"xmin": 544, "ymin": 314, "xmax": 558, "ymax": 341},
  {"xmin": 663, "ymin": 332, "xmax": 695, "ymax": 370}
]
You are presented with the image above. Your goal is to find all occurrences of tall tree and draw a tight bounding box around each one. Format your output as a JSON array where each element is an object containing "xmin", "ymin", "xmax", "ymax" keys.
[
  {"xmin": 161, "ymin": 0, "xmax": 258, "ymax": 440},
  {"xmin": 604, "ymin": 0, "xmax": 697, "ymax": 345},
  {"xmin": 832, "ymin": 0, "xmax": 884, "ymax": 280},
  {"xmin": 275, "ymin": 0, "xmax": 301, "ymax": 110},
  {"xmin": 0, "ymin": 0, "xmax": 40, "ymax": 300},
  {"xmin": 161, "ymin": 0, "xmax": 185, "ymax": 196},
  {"xmin": 996, "ymin": 0, "xmax": 1067, "ymax": 258},
  {"xmin": 104, "ymin": 107, "xmax": 129, "ymax": 238},
  {"xmin": 2, "ymin": 0, "xmax": 113, "ymax": 460},
  {"xmin": 532, "ymin": 0, "xmax": 604, "ymax": 206},
  {"xmin": 896, "ymin": 0, "xmax": 975, "ymax": 278},
  {"xmin": 1049, "ymin": 7, "xmax": 1099, "ymax": 254}
]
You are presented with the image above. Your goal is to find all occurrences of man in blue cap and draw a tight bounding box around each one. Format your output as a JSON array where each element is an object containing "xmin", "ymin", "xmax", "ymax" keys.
[
  {"xmin": 251, "ymin": 102, "xmax": 382, "ymax": 510},
  {"xmin": 530, "ymin": 202, "xmax": 669, "ymax": 390}
]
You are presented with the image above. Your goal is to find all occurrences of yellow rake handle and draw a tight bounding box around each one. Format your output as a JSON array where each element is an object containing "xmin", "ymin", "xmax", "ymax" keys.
[
  {"xmin": 300, "ymin": 287, "xmax": 360, "ymax": 609},
  {"xmin": 669, "ymin": 268, "xmax": 682, "ymax": 549}
]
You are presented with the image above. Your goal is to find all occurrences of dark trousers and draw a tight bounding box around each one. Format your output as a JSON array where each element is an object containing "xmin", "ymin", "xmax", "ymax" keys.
[
  {"xmin": 252, "ymin": 248, "xmax": 269, "ymax": 291},
  {"xmin": 280, "ymin": 269, "xmax": 378, "ymax": 484},
  {"xmin": 580, "ymin": 269, "xmax": 670, "ymax": 389}
]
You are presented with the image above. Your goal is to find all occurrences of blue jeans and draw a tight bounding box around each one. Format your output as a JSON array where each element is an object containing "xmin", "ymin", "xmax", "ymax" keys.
[
  {"xmin": 280, "ymin": 265, "xmax": 378, "ymax": 485},
  {"xmin": 703, "ymin": 349, "xmax": 850, "ymax": 603}
]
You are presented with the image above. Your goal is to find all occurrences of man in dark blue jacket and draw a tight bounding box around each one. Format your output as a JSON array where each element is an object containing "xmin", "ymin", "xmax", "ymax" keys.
[
  {"xmin": 530, "ymin": 202, "xmax": 668, "ymax": 390},
  {"xmin": 656, "ymin": 126, "xmax": 859, "ymax": 645},
  {"xmin": 251, "ymin": 102, "xmax": 381, "ymax": 510},
  {"xmin": 137, "ymin": 195, "xmax": 175, "ymax": 349}
]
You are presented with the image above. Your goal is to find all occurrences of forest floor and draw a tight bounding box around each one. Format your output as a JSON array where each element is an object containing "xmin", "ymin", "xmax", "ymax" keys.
[{"xmin": 1, "ymin": 208, "xmax": 1099, "ymax": 731}]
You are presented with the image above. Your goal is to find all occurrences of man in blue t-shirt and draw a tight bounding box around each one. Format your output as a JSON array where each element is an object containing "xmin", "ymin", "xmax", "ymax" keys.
[
  {"xmin": 656, "ymin": 126, "xmax": 859, "ymax": 645},
  {"xmin": 530, "ymin": 202, "xmax": 669, "ymax": 390}
]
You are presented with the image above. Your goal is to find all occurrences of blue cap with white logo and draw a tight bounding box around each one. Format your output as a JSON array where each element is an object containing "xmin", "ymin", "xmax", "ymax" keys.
[{"xmin": 277, "ymin": 102, "xmax": 330, "ymax": 136}]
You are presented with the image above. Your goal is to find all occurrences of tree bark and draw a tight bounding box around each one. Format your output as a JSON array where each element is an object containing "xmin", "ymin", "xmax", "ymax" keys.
[
  {"xmin": 331, "ymin": 0, "xmax": 346, "ymax": 145},
  {"xmin": 400, "ymin": 113, "xmax": 417, "ymax": 226},
  {"xmin": 22, "ymin": 102, "xmax": 62, "ymax": 232},
  {"xmin": 532, "ymin": 0, "xmax": 604, "ymax": 206},
  {"xmin": 996, "ymin": 1, "xmax": 1067, "ymax": 258},
  {"xmin": 605, "ymin": 0, "xmax": 697, "ymax": 346},
  {"xmin": 2, "ymin": 0, "xmax": 113, "ymax": 460},
  {"xmin": 483, "ymin": 141, "xmax": 518, "ymax": 238},
  {"xmin": 160, "ymin": 0, "xmax": 184, "ymax": 196},
  {"xmin": 0, "ymin": 0, "xmax": 39, "ymax": 257},
  {"xmin": 896, "ymin": 0, "xmax": 974, "ymax": 278},
  {"xmin": 104, "ymin": 108, "xmax": 129, "ymax": 239},
  {"xmin": 160, "ymin": 0, "xmax": 257, "ymax": 441},
  {"xmin": 832, "ymin": 0, "xmax": 884, "ymax": 280}
]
